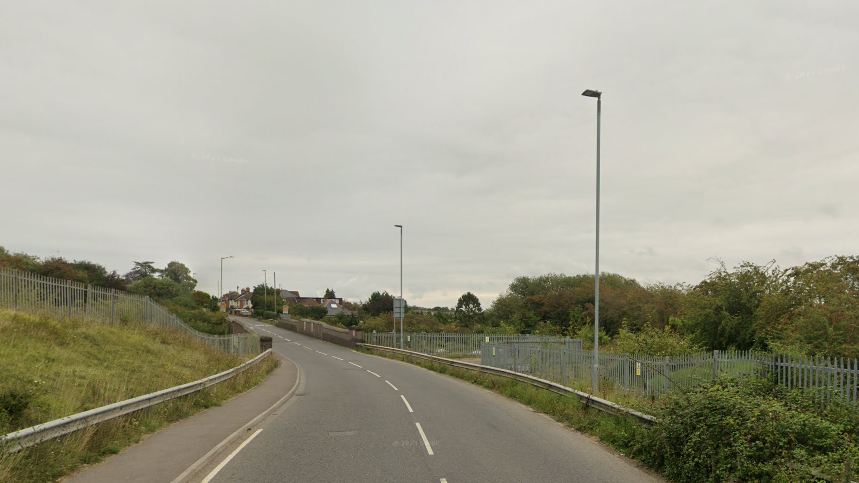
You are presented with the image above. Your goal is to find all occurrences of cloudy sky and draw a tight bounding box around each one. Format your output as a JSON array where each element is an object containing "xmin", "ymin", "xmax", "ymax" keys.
[{"xmin": 1, "ymin": 1, "xmax": 856, "ymax": 308}]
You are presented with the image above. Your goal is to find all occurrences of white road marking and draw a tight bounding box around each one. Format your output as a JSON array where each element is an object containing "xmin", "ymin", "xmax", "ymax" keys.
[
  {"xmin": 293, "ymin": 342, "xmax": 301, "ymax": 345},
  {"xmin": 284, "ymin": 339, "xmax": 291, "ymax": 341},
  {"xmin": 385, "ymin": 380, "xmax": 398, "ymax": 391},
  {"xmin": 316, "ymin": 351, "xmax": 323, "ymax": 354},
  {"xmin": 441, "ymin": 479, "xmax": 448, "ymax": 483},
  {"xmin": 319, "ymin": 352, "xmax": 328, "ymax": 355},
  {"xmin": 349, "ymin": 362, "xmax": 362, "ymax": 368},
  {"xmin": 200, "ymin": 429, "xmax": 263, "ymax": 483},
  {"xmin": 400, "ymin": 395, "xmax": 414, "ymax": 413},
  {"xmin": 367, "ymin": 370, "xmax": 381, "ymax": 377},
  {"xmin": 304, "ymin": 346, "xmax": 313, "ymax": 350},
  {"xmin": 415, "ymin": 423, "xmax": 434, "ymax": 455},
  {"xmin": 332, "ymin": 356, "xmax": 343, "ymax": 361}
]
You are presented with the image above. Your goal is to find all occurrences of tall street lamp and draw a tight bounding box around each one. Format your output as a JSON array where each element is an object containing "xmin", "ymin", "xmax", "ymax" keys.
[
  {"xmin": 220, "ymin": 256, "xmax": 234, "ymax": 312},
  {"xmin": 263, "ymin": 270, "xmax": 267, "ymax": 317},
  {"xmin": 394, "ymin": 224, "xmax": 403, "ymax": 349},
  {"xmin": 582, "ymin": 88, "xmax": 602, "ymax": 393}
]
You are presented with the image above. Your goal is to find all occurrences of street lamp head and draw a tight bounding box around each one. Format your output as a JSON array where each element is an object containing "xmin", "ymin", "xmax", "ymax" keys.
[
  {"xmin": 582, "ymin": 89, "xmax": 602, "ymax": 99},
  {"xmin": 394, "ymin": 224, "xmax": 402, "ymax": 228}
]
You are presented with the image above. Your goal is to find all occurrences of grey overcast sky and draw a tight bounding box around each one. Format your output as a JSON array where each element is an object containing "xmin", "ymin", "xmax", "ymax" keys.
[{"xmin": 1, "ymin": 1, "xmax": 857, "ymax": 308}]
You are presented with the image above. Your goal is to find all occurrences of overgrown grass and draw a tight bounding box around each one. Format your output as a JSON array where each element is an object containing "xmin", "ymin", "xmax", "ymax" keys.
[{"xmin": 0, "ymin": 310, "xmax": 278, "ymax": 483}]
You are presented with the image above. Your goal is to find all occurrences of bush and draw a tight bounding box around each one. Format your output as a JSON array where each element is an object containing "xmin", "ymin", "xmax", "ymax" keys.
[{"xmin": 637, "ymin": 377, "xmax": 858, "ymax": 482}]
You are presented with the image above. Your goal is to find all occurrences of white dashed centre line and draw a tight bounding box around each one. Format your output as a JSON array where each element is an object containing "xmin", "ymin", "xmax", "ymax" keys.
[
  {"xmin": 440, "ymin": 479, "xmax": 448, "ymax": 483},
  {"xmin": 332, "ymin": 356, "xmax": 343, "ymax": 361},
  {"xmin": 400, "ymin": 395, "xmax": 414, "ymax": 413},
  {"xmin": 349, "ymin": 362, "xmax": 363, "ymax": 368},
  {"xmin": 385, "ymin": 380, "xmax": 398, "ymax": 391},
  {"xmin": 366, "ymin": 370, "xmax": 381, "ymax": 378},
  {"xmin": 319, "ymin": 352, "xmax": 327, "ymax": 355},
  {"xmin": 304, "ymin": 346, "xmax": 313, "ymax": 350},
  {"xmin": 415, "ymin": 423, "xmax": 434, "ymax": 455}
]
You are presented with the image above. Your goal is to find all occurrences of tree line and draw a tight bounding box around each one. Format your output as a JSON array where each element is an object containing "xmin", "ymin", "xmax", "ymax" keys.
[{"xmin": 353, "ymin": 255, "xmax": 859, "ymax": 359}]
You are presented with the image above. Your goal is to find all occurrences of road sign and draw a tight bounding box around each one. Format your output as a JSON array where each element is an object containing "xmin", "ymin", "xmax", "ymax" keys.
[{"xmin": 393, "ymin": 297, "xmax": 405, "ymax": 319}]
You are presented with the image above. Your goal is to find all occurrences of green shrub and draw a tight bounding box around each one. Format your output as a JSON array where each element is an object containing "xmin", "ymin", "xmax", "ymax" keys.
[{"xmin": 637, "ymin": 377, "xmax": 858, "ymax": 482}]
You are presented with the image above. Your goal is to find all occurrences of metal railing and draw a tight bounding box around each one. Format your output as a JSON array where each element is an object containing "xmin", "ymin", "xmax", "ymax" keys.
[
  {"xmin": 1, "ymin": 349, "xmax": 273, "ymax": 453},
  {"xmin": 366, "ymin": 332, "xmax": 582, "ymax": 357},
  {"xmin": 0, "ymin": 268, "xmax": 259, "ymax": 355},
  {"xmin": 482, "ymin": 343, "xmax": 859, "ymax": 408},
  {"xmin": 359, "ymin": 343, "xmax": 657, "ymax": 424}
]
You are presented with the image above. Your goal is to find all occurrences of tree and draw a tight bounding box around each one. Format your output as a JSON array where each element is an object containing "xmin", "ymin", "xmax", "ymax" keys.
[
  {"xmin": 0, "ymin": 246, "xmax": 40, "ymax": 272},
  {"xmin": 363, "ymin": 291, "xmax": 395, "ymax": 316},
  {"xmin": 125, "ymin": 261, "xmax": 160, "ymax": 283},
  {"xmin": 251, "ymin": 284, "xmax": 283, "ymax": 313},
  {"xmin": 455, "ymin": 292, "xmax": 483, "ymax": 327},
  {"xmin": 324, "ymin": 288, "xmax": 336, "ymax": 298},
  {"xmin": 127, "ymin": 276, "xmax": 184, "ymax": 300},
  {"xmin": 160, "ymin": 261, "xmax": 197, "ymax": 290}
]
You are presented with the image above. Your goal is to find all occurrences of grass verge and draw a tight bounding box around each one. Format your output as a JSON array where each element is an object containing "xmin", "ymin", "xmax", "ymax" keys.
[{"xmin": 0, "ymin": 310, "xmax": 278, "ymax": 483}]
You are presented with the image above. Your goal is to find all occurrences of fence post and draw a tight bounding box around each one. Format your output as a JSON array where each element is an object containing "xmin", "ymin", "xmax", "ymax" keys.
[
  {"xmin": 13, "ymin": 270, "xmax": 19, "ymax": 311},
  {"xmin": 624, "ymin": 355, "xmax": 630, "ymax": 390},
  {"xmin": 110, "ymin": 290, "xmax": 117, "ymax": 325},
  {"xmin": 663, "ymin": 356, "xmax": 670, "ymax": 395},
  {"xmin": 713, "ymin": 350, "xmax": 720, "ymax": 380},
  {"xmin": 67, "ymin": 280, "xmax": 73, "ymax": 319}
]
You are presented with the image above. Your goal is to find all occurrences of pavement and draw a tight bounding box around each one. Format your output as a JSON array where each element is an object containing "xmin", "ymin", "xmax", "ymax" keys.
[{"xmin": 60, "ymin": 350, "xmax": 299, "ymax": 483}]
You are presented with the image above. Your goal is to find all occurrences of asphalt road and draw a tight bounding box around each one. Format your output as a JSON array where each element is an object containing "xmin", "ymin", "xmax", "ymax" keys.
[{"xmin": 198, "ymin": 319, "xmax": 664, "ymax": 483}]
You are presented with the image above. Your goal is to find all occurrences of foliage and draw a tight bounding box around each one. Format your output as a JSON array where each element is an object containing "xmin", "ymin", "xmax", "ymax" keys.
[
  {"xmin": 251, "ymin": 284, "xmax": 283, "ymax": 314},
  {"xmin": 127, "ymin": 277, "xmax": 184, "ymax": 300},
  {"xmin": 637, "ymin": 377, "xmax": 859, "ymax": 482},
  {"xmin": 160, "ymin": 261, "xmax": 196, "ymax": 291},
  {"xmin": 608, "ymin": 323, "xmax": 701, "ymax": 356},
  {"xmin": 123, "ymin": 261, "xmax": 160, "ymax": 283},
  {"xmin": 324, "ymin": 288, "xmax": 336, "ymax": 298},
  {"xmin": 0, "ymin": 246, "xmax": 40, "ymax": 272},
  {"xmin": 288, "ymin": 304, "xmax": 327, "ymax": 321},
  {"xmin": 454, "ymin": 292, "xmax": 483, "ymax": 327},
  {"xmin": 362, "ymin": 291, "xmax": 396, "ymax": 316}
]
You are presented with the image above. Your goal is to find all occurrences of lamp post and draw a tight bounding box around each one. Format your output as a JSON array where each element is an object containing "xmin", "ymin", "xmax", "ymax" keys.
[
  {"xmin": 220, "ymin": 256, "xmax": 234, "ymax": 312},
  {"xmin": 394, "ymin": 224, "xmax": 403, "ymax": 349},
  {"xmin": 273, "ymin": 272, "xmax": 277, "ymax": 318},
  {"xmin": 582, "ymin": 88, "xmax": 602, "ymax": 393},
  {"xmin": 263, "ymin": 270, "xmax": 267, "ymax": 317}
]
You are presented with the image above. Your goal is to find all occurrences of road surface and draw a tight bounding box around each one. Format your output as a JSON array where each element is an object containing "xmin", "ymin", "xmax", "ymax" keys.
[{"xmin": 195, "ymin": 319, "xmax": 664, "ymax": 483}]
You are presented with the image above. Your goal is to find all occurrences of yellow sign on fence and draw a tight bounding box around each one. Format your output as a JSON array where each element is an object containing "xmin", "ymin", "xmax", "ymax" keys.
[{"xmin": 636, "ymin": 362, "xmax": 641, "ymax": 376}]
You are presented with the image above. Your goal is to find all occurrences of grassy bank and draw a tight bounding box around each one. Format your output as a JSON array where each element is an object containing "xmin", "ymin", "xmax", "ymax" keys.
[{"xmin": 0, "ymin": 310, "xmax": 278, "ymax": 483}]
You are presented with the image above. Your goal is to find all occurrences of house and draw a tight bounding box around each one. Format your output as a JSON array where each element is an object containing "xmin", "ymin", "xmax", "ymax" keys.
[
  {"xmin": 233, "ymin": 288, "xmax": 253, "ymax": 310},
  {"xmin": 323, "ymin": 299, "xmax": 352, "ymax": 316}
]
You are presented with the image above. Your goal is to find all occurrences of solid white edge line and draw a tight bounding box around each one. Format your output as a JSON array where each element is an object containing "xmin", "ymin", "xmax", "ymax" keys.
[
  {"xmin": 200, "ymin": 429, "xmax": 263, "ymax": 483},
  {"xmin": 367, "ymin": 370, "xmax": 381, "ymax": 377},
  {"xmin": 400, "ymin": 395, "xmax": 414, "ymax": 413},
  {"xmin": 385, "ymin": 380, "xmax": 398, "ymax": 391},
  {"xmin": 415, "ymin": 422, "xmax": 434, "ymax": 455}
]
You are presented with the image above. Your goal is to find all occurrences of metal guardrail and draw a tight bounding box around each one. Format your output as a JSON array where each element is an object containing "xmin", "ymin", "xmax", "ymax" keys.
[
  {"xmin": 359, "ymin": 343, "xmax": 657, "ymax": 425},
  {"xmin": 1, "ymin": 349, "xmax": 273, "ymax": 454}
]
